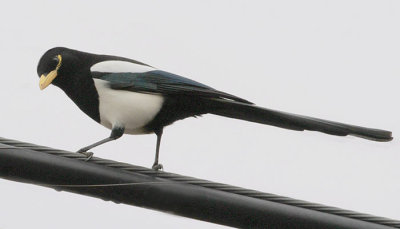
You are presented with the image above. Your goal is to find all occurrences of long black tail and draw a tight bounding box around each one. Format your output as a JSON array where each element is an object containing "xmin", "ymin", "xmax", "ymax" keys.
[{"xmin": 207, "ymin": 99, "xmax": 392, "ymax": 142}]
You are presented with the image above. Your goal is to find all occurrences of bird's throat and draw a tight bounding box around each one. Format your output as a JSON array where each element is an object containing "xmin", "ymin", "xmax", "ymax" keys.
[{"xmin": 61, "ymin": 76, "xmax": 101, "ymax": 123}]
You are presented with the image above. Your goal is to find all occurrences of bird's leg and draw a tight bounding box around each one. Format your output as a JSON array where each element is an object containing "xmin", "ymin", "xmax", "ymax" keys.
[
  {"xmin": 77, "ymin": 126, "xmax": 125, "ymax": 160},
  {"xmin": 152, "ymin": 128, "xmax": 163, "ymax": 170}
]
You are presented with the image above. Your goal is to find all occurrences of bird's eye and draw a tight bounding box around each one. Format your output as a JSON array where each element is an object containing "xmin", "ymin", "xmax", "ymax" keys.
[
  {"xmin": 51, "ymin": 55, "xmax": 62, "ymax": 70},
  {"xmin": 49, "ymin": 56, "xmax": 59, "ymax": 68}
]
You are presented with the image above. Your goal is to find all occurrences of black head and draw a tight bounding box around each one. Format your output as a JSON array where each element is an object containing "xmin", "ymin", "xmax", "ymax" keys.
[{"xmin": 37, "ymin": 47, "xmax": 95, "ymax": 90}]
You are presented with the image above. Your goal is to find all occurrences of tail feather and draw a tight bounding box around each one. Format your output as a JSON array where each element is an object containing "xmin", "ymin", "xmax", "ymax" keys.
[{"xmin": 207, "ymin": 99, "xmax": 393, "ymax": 142}]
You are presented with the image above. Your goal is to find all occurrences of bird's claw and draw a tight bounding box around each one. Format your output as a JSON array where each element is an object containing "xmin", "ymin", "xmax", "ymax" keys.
[
  {"xmin": 152, "ymin": 163, "xmax": 163, "ymax": 171},
  {"xmin": 77, "ymin": 149, "xmax": 94, "ymax": 161}
]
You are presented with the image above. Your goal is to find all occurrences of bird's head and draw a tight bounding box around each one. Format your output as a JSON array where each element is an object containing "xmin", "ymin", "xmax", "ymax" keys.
[{"xmin": 37, "ymin": 47, "xmax": 87, "ymax": 90}]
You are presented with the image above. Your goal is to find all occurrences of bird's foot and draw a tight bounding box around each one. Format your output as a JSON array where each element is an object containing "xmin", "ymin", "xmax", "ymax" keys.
[
  {"xmin": 76, "ymin": 149, "xmax": 94, "ymax": 161},
  {"xmin": 152, "ymin": 163, "xmax": 163, "ymax": 171}
]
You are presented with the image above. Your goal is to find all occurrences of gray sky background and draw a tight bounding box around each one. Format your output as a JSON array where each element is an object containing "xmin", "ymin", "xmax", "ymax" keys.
[{"xmin": 0, "ymin": 1, "xmax": 399, "ymax": 228}]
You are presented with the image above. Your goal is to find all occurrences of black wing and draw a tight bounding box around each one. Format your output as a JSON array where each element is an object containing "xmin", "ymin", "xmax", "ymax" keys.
[{"xmin": 92, "ymin": 70, "xmax": 253, "ymax": 104}]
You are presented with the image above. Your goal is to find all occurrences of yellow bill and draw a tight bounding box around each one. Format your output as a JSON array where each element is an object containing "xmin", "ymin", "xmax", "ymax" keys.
[
  {"xmin": 39, "ymin": 54, "xmax": 62, "ymax": 90},
  {"xmin": 39, "ymin": 69, "xmax": 58, "ymax": 90}
]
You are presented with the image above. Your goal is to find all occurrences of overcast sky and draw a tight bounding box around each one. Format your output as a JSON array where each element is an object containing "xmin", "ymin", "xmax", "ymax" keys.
[{"xmin": 0, "ymin": 1, "xmax": 399, "ymax": 228}]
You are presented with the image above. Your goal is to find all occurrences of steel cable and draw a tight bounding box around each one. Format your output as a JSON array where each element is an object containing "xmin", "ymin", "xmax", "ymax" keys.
[{"xmin": 0, "ymin": 137, "xmax": 398, "ymax": 228}]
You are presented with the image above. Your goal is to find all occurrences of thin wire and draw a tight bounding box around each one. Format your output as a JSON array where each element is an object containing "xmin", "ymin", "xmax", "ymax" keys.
[
  {"xmin": 48, "ymin": 181, "xmax": 175, "ymax": 188},
  {"xmin": 0, "ymin": 137, "xmax": 399, "ymax": 228}
]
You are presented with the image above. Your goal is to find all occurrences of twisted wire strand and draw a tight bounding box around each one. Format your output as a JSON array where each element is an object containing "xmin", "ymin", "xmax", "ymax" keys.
[{"xmin": 0, "ymin": 137, "xmax": 398, "ymax": 228}]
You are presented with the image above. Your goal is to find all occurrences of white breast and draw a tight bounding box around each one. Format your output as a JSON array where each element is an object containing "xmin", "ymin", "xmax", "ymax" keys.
[
  {"xmin": 93, "ymin": 79, "xmax": 164, "ymax": 135},
  {"xmin": 91, "ymin": 60, "xmax": 156, "ymax": 73}
]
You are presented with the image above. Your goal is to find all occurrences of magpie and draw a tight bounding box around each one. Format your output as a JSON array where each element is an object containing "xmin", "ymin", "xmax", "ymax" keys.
[{"xmin": 37, "ymin": 47, "xmax": 393, "ymax": 170}]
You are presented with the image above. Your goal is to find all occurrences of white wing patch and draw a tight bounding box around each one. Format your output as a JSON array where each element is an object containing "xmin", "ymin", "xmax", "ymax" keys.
[
  {"xmin": 91, "ymin": 60, "xmax": 156, "ymax": 73},
  {"xmin": 93, "ymin": 79, "xmax": 164, "ymax": 135}
]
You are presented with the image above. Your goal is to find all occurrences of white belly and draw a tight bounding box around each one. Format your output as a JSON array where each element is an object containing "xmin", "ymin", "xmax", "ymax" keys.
[{"xmin": 93, "ymin": 79, "xmax": 164, "ymax": 134}]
